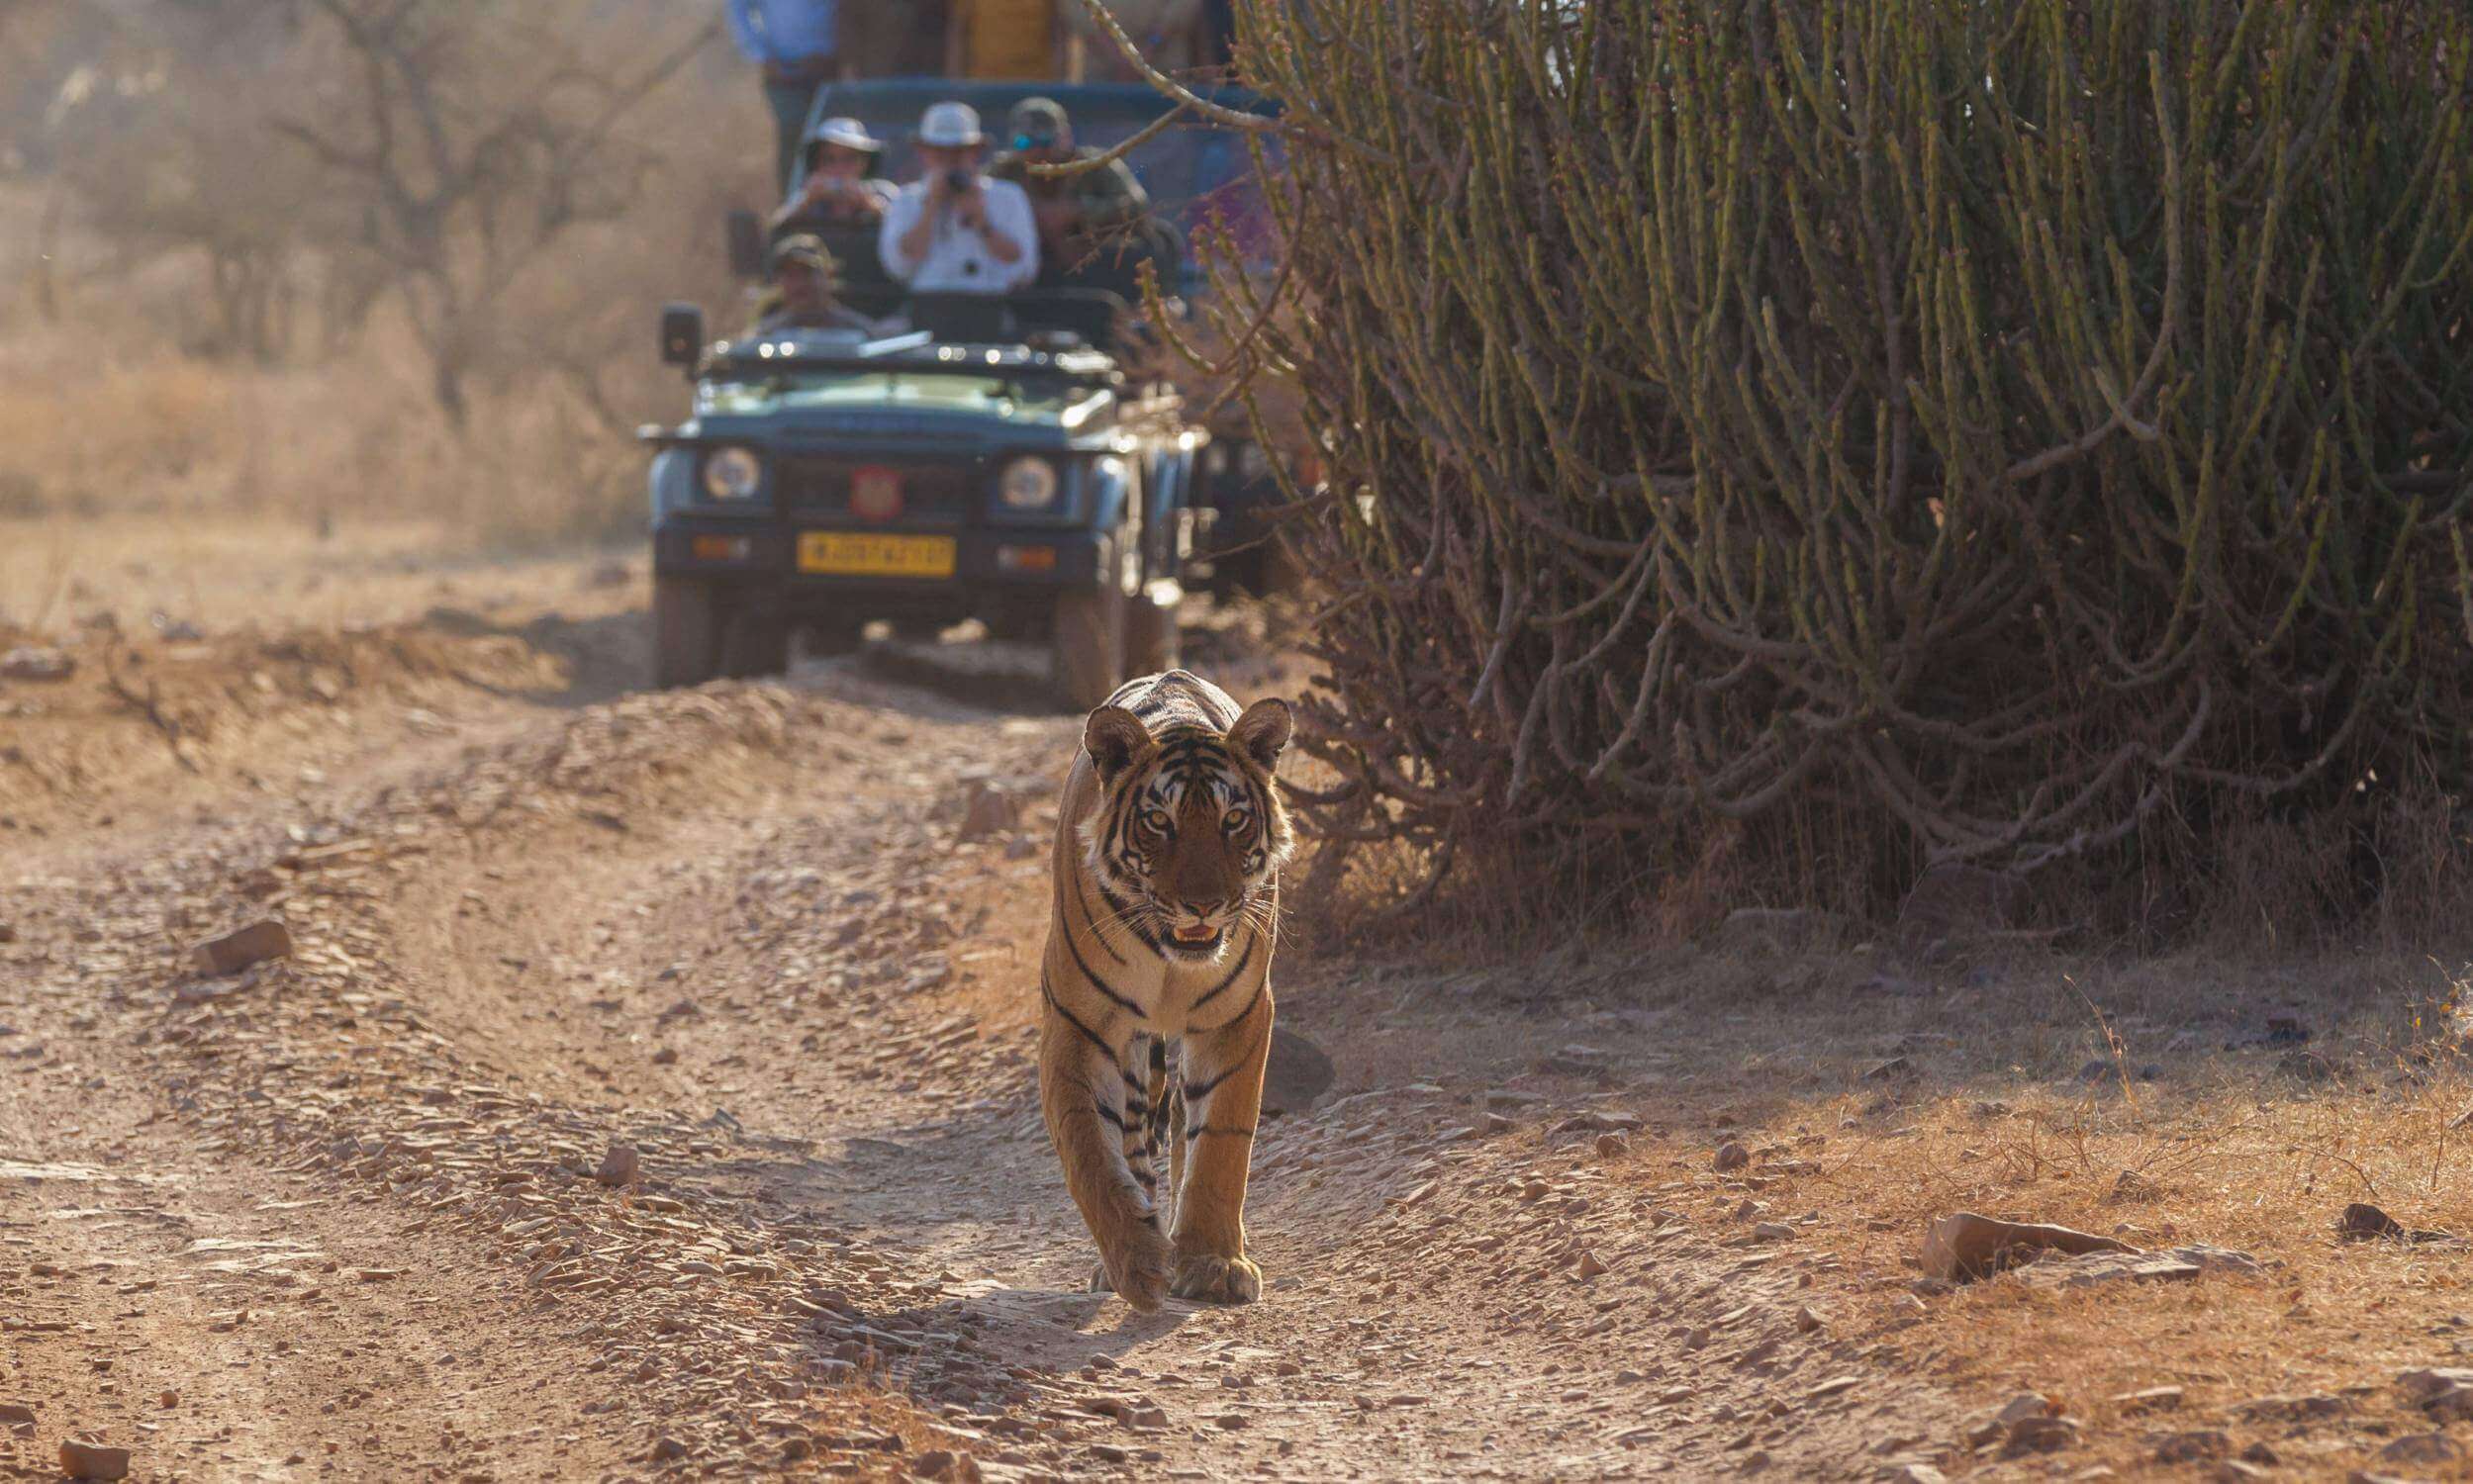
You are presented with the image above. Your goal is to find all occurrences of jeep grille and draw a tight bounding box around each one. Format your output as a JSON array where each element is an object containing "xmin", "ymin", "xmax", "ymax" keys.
[{"xmin": 775, "ymin": 457, "xmax": 984, "ymax": 523}]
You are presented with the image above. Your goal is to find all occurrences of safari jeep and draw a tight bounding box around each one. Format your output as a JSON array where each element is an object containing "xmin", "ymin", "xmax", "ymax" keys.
[
  {"xmin": 641, "ymin": 296, "xmax": 1194, "ymax": 707},
  {"xmin": 749, "ymin": 79, "xmax": 1309, "ymax": 600}
]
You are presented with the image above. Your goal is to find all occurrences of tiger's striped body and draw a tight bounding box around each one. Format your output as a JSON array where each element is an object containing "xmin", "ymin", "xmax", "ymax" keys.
[{"xmin": 1039, "ymin": 670, "xmax": 1293, "ymax": 1310}]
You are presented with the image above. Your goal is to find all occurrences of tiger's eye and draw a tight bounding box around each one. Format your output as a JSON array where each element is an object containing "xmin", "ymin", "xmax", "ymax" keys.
[
  {"xmin": 1223, "ymin": 808, "xmax": 1251, "ymax": 833},
  {"xmin": 1142, "ymin": 808, "xmax": 1174, "ymax": 833}
]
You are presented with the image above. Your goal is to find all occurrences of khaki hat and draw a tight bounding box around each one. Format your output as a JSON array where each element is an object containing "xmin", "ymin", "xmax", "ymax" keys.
[
  {"xmin": 768, "ymin": 233, "xmax": 838, "ymax": 278},
  {"xmin": 1009, "ymin": 96, "xmax": 1069, "ymax": 137}
]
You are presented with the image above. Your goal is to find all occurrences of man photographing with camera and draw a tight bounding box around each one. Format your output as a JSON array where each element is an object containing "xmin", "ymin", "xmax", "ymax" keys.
[{"xmin": 880, "ymin": 101, "xmax": 1038, "ymax": 296}]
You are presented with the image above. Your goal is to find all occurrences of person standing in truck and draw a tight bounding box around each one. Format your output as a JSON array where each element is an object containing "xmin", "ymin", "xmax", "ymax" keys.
[
  {"xmin": 879, "ymin": 101, "xmax": 1039, "ymax": 295},
  {"xmin": 727, "ymin": 0, "xmax": 845, "ymax": 191},
  {"xmin": 989, "ymin": 96, "xmax": 1158, "ymax": 288},
  {"xmin": 771, "ymin": 117, "xmax": 896, "ymax": 232}
]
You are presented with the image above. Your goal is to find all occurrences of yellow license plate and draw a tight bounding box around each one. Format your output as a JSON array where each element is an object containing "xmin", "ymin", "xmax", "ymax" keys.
[{"xmin": 797, "ymin": 531, "xmax": 956, "ymax": 577}]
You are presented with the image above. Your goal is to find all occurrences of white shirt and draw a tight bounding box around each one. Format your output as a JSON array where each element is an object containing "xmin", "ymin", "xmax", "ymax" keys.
[{"xmin": 878, "ymin": 175, "xmax": 1039, "ymax": 293}]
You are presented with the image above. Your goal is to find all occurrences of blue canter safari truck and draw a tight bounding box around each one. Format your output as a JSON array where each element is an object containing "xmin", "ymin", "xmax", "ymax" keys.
[{"xmin": 640, "ymin": 80, "xmax": 1297, "ymax": 705}]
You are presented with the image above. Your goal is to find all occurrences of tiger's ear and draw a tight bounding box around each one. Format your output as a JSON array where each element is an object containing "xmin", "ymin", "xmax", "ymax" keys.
[
  {"xmin": 1226, "ymin": 696, "xmax": 1293, "ymax": 772},
  {"xmin": 1083, "ymin": 704, "xmax": 1156, "ymax": 783}
]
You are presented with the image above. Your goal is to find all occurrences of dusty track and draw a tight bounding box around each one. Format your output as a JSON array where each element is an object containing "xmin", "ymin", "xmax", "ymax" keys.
[{"xmin": 3, "ymin": 578, "xmax": 1967, "ymax": 1481}]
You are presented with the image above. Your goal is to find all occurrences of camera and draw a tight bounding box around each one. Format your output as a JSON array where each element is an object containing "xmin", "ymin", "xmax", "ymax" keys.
[{"xmin": 944, "ymin": 169, "xmax": 974, "ymax": 195}]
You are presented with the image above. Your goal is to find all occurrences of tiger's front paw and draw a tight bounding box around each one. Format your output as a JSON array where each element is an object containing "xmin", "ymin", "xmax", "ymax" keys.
[
  {"xmin": 1169, "ymin": 1251, "xmax": 1262, "ymax": 1305},
  {"xmin": 1094, "ymin": 1226, "xmax": 1171, "ymax": 1313}
]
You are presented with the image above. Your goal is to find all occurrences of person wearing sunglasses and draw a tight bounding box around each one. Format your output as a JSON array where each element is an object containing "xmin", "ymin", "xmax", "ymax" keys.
[{"xmin": 988, "ymin": 96, "xmax": 1153, "ymax": 287}]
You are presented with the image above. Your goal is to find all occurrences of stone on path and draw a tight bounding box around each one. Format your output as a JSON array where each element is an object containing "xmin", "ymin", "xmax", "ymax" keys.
[
  {"xmin": 2338, "ymin": 1202, "xmax": 2459, "ymax": 1245},
  {"xmin": 2397, "ymin": 1366, "xmax": 2473, "ymax": 1421},
  {"xmin": 2113, "ymin": 1386, "xmax": 2182, "ymax": 1414},
  {"xmin": 596, "ymin": 1142, "xmax": 641, "ymax": 1187},
  {"xmin": 1261, "ymin": 1028, "xmax": 1335, "ymax": 1115},
  {"xmin": 2235, "ymin": 1393, "xmax": 2347, "ymax": 1423},
  {"xmin": 58, "ymin": 1439, "xmax": 132, "ymax": 1480},
  {"xmin": 2010, "ymin": 1242, "xmax": 2261, "ymax": 1290},
  {"xmin": 2380, "ymin": 1432, "xmax": 2465, "ymax": 1465},
  {"xmin": 1919, "ymin": 1211, "xmax": 2133, "ymax": 1283},
  {"xmin": 191, "ymin": 918, "xmax": 294, "ymax": 975},
  {"xmin": 954, "ymin": 786, "xmax": 1017, "ymax": 844},
  {"xmin": 2152, "ymin": 1431, "xmax": 2230, "ymax": 1464},
  {"xmin": 1, "ymin": 646, "xmax": 74, "ymax": 682}
]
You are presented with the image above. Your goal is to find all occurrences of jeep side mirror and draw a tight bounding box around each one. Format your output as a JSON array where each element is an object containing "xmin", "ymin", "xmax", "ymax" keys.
[
  {"xmin": 659, "ymin": 303, "xmax": 704, "ymax": 366},
  {"xmin": 726, "ymin": 208, "xmax": 767, "ymax": 279}
]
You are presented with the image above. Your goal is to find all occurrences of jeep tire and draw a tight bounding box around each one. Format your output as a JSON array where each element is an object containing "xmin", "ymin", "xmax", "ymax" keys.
[
  {"xmin": 653, "ymin": 575, "xmax": 725, "ymax": 689},
  {"xmin": 801, "ymin": 617, "xmax": 864, "ymax": 659},
  {"xmin": 721, "ymin": 611, "xmax": 792, "ymax": 680},
  {"xmin": 1051, "ymin": 579, "xmax": 1127, "ymax": 711}
]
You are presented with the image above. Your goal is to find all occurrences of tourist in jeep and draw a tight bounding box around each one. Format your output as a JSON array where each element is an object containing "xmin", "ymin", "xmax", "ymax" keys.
[
  {"xmin": 879, "ymin": 101, "xmax": 1038, "ymax": 295},
  {"xmin": 772, "ymin": 116, "xmax": 896, "ymax": 232},
  {"xmin": 749, "ymin": 235, "xmax": 880, "ymax": 335},
  {"xmin": 990, "ymin": 95, "xmax": 1167, "ymax": 292}
]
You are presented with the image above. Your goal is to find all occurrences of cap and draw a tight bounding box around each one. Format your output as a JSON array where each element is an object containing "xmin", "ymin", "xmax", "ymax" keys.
[
  {"xmin": 768, "ymin": 233, "xmax": 837, "ymax": 276},
  {"xmin": 1008, "ymin": 96, "xmax": 1068, "ymax": 138},
  {"xmin": 808, "ymin": 116, "xmax": 886, "ymax": 153},
  {"xmin": 917, "ymin": 100, "xmax": 985, "ymax": 148}
]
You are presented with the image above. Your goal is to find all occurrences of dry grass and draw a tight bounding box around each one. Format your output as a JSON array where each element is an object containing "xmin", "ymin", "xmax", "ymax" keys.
[
  {"xmin": 0, "ymin": 297, "xmax": 648, "ymax": 551},
  {"xmin": 0, "ymin": 511, "xmax": 641, "ymax": 637},
  {"xmin": 1586, "ymin": 946, "xmax": 2473, "ymax": 1477},
  {"xmin": 0, "ymin": 33, "xmax": 766, "ymax": 557},
  {"xmin": 1242, "ymin": 882, "xmax": 2473, "ymax": 1474}
]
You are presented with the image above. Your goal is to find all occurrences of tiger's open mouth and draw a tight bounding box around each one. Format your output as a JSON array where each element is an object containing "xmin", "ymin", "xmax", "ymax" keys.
[{"xmin": 1170, "ymin": 923, "xmax": 1220, "ymax": 945}]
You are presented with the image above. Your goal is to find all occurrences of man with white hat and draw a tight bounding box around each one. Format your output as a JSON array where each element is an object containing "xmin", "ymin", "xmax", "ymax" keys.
[{"xmin": 879, "ymin": 100, "xmax": 1038, "ymax": 295}]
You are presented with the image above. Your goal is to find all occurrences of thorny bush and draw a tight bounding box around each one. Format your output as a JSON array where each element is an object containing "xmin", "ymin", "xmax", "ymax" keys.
[{"xmin": 1203, "ymin": 0, "xmax": 2473, "ymax": 925}]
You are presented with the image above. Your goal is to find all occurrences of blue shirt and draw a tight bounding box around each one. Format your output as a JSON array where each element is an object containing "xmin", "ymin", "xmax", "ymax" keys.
[{"xmin": 726, "ymin": 0, "xmax": 839, "ymax": 65}]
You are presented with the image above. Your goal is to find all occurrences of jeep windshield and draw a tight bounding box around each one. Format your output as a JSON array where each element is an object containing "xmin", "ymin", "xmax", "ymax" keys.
[{"xmin": 697, "ymin": 370, "xmax": 1105, "ymax": 423}]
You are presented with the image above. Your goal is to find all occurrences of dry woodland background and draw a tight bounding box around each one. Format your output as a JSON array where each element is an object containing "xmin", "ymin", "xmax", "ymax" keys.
[
  {"xmin": 0, "ymin": 0, "xmax": 757, "ymax": 576},
  {"xmin": 8, "ymin": 2, "xmax": 2473, "ymax": 1482}
]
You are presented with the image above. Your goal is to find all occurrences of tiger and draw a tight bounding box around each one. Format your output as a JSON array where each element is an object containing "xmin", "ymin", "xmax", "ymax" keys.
[{"xmin": 1038, "ymin": 669, "xmax": 1295, "ymax": 1310}]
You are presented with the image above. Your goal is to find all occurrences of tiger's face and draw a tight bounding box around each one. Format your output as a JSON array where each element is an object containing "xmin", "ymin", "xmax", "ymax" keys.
[{"xmin": 1080, "ymin": 697, "xmax": 1294, "ymax": 964}]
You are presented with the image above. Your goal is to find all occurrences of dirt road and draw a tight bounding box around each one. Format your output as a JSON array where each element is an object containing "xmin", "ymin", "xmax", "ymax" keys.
[{"xmin": 3, "ymin": 560, "xmax": 1968, "ymax": 1481}]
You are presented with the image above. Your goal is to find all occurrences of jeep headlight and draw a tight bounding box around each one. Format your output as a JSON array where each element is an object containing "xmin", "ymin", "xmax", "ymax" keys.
[
  {"xmin": 998, "ymin": 456, "xmax": 1060, "ymax": 511},
  {"xmin": 702, "ymin": 445, "xmax": 763, "ymax": 502}
]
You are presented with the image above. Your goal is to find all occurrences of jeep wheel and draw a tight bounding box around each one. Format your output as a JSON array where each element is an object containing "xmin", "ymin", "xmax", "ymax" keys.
[
  {"xmin": 653, "ymin": 576, "xmax": 725, "ymax": 689},
  {"xmin": 801, "ymin": 617, "xmax": 863, "ymax": 659},
  {"xmin": 721, "ymin": 611, "xmax": 792, "ymax": 680},
  {"xmin": 1125, "ymin": 584, "xmax": 1181, "ymax": 677},
  {"xmin": 1051, "ymin": 580, "xmax": 1127, "ymax": 711}
]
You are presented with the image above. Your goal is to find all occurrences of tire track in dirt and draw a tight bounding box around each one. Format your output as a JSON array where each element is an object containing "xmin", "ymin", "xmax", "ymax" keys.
[
  {"xmin": 7, "ymin": 621, "xmax": 1971, "ymax": 1480},
  {"xmin": 329, "ymin": 660, "xmax": 1970, "ymax": 1480}
]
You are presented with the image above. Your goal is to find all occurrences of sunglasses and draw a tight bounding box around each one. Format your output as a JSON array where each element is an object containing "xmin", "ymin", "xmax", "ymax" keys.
[{"xmin": 1012, "ymin": 132, "xmax": 1059, "ymax": 151}]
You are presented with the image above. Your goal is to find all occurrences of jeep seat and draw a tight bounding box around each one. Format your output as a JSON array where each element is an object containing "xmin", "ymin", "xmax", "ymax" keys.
[{"xmin": 1009, "ymin": 289, "xmax": 1130, "ymax": 353}]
